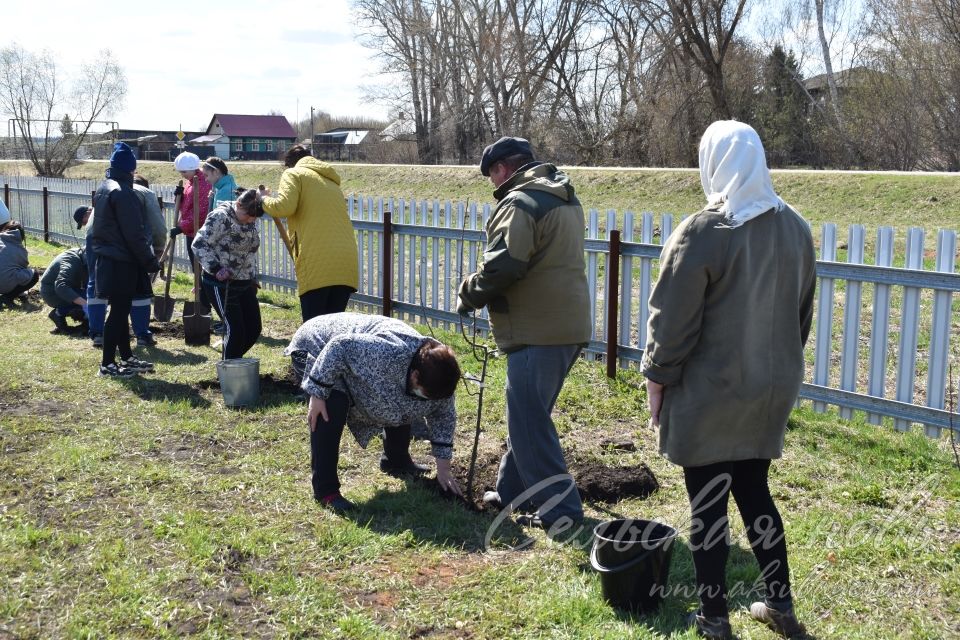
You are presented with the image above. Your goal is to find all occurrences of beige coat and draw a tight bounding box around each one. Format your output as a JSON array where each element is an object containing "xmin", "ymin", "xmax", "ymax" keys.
[{"xmin": 642, "ymin": 205, "xmax": 816, "ymax": 467}]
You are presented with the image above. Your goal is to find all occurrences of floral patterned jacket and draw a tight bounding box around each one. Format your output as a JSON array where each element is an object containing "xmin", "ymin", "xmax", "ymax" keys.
[
  {"xmin": 191, "ymin": 203, "xmax": 259, "ymax": 280},
  {"xmin": 285, "ymin": 312, "xmax": 457, "ymax": 459}
]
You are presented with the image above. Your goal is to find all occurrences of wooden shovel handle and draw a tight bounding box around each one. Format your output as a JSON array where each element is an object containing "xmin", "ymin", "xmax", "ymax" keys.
[
  {"xmin": 272, "ymin": 215, "xmax": 293, "ymax": 258},
  {"xmin": 191, "ymin": 176, "xmax": 201, "ymax": 304}
]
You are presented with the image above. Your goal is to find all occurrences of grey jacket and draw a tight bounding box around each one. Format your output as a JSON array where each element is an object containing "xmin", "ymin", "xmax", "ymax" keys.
[
  {"xmin": 133, "ymin": 184, "xmax": 167, "ymax": 254},
  {"xmin": 285, "ymin": 312, "xmax": 457, "ymax": 459},
  {"xmin": 642, "ymin": 205, "xmax": 816, "ymax": 467},
  {"xmin": 458, "ymin": 162, "xmax": 592, "ymax": 352},
  {"xmin": 0, "ymin": 227, "xmax": 34, "ymax": 294}
]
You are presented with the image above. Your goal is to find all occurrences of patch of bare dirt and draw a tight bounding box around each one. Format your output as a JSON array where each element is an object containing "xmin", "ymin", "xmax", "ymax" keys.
[
  {"xmin": 150, "ymin": 320, "xmax": 185, "ymax": 339},
  {"xmin": 421, "ymin": 448, "xmax": 659, "ymax": 511}
]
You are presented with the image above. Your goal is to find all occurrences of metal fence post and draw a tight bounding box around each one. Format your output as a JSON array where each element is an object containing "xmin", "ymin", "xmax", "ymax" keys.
[
  {"xmin": 382, "ymin": 210, "xmax": 392, "ymax": 317},
  {"xmin": 42, "ymin": 186, "xmax": 49, "ymax": 243},
  {"xmin": 606, "ymin": 230, "xmax": 621, "ymax": 379},
  {"xmin": 91, "ymin": 190, "xmax": 96, "ymax": 206},
  {"xmin": 3, "ymin": 183, "xmax": 8, "ymax": 209}
]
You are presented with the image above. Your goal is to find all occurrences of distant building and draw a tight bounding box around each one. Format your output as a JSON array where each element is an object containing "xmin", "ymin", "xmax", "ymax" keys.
[
  {"xmin": 203, "ymin": 114, "xmax": 298, "ymax": 161},
  {"xmin": 312, "ymin": 128, "xmax": 372, "ymax": 161},
  {"xmin": 803, "ymin": 67, "xmax": 874, "ymax": 103},
  {"xmin": 379, "ymin": 112, "xmax": 417, "ymax": 143},
  {"xmin": 106, "ymin": 128, "xmax": 204, "ymax": 161}
]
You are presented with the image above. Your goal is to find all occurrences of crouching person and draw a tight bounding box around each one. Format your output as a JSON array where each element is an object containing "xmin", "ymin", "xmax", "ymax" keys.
[
  {"xmin": 40, "ymin": 247, "xmax": 88, "ymax": 333},
  {"xmin": 0, "ymin": 203, "xmax": 40, "ymax": 304},
  {"xmin": 285, "ymin": 312, "xmax": 463, "ymax": 512}
]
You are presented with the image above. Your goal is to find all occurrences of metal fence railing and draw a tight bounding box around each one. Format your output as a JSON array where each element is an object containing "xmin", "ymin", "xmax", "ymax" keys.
[{"xmin": 4, "ymin": 176, "xmax": 958, "ymax": 437}]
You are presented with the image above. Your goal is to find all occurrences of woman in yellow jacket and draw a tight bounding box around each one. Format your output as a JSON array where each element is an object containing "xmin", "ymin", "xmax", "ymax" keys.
[{"xmin": 260, "ymin": 146, "xmax": 359, "ymax": 321}]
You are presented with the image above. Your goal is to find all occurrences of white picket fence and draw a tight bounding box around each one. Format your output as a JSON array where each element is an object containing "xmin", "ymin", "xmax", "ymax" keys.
[{"xmin": 4, "ymin": 175, "xmax": 958, "ymax": 437}]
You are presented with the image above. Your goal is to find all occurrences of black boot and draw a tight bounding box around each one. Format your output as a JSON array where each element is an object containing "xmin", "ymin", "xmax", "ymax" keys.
[
  {"xmin": 380, "ymin": 424, "xmax": 429, "ymax": 476},
  {"xmin": 48, "ymin": 309, "xmax": 70, "ymax": 333}
]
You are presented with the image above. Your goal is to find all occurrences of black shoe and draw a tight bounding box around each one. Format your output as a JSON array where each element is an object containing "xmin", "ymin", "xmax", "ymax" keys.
[
  {"xmin": 379, "ymin": 455, "xmax": 430, "ymax": 477},
  {"xmin": 136, "ymin": 333, "xmax": 157, "ymax": 347},
  {"xmin": 48, "ymin": 309, "xmax": 70, "ymax": 333},
  {"xmin": 120, "ymin": 355, "xmax": 154, "ymax": 372},
  {"xmin": 98, "ymin": 363, "xmax": 136, "ymax": 378},
  {"xmin": 316, "ymin": 492, "xmax": 356, "ymax": 514},
  {"xmin": 687, "ymin": 610, "xmax": 736, "ymax": 640}
]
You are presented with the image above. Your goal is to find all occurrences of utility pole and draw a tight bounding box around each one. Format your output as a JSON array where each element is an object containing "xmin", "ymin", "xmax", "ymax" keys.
[{"xmin": 309, "ymin": 106, "xmax": 315, "ymax": 152}]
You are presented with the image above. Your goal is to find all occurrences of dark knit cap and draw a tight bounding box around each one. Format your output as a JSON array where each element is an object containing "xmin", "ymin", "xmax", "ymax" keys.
[
  {"xmin": 109, "ymin": 142, "xmax": 137, "ymax": 173},
  {"xmin": 479, "ymin": 136, "xmax": 533, "ymax": 176},
  {"xmin": 73, "ymin": 206, "xmax": 90, "ymax": 229}
]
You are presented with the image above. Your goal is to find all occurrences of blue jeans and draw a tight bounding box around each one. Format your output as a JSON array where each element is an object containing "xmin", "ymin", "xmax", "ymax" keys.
[{"xmin": 496, "ymin": 344, "xmax": 584, "ymax": 523}]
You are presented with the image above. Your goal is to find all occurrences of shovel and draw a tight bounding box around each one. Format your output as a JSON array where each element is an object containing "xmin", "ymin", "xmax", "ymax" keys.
[
  {"xmin": 153, "ymin": 236, "xmax": 176, "ymax": 321},
  {"xmin": 182, "ymin": 176, "xmax": 211, "ymax": 345}
]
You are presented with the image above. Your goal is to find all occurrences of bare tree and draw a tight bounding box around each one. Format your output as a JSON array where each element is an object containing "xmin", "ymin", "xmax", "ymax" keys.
[
  {"xmin": 662, "ymin": 0, "xmax": 749, "ymax": 119},
  {"xmin": 0, "ymin": 45, "xmax": 126, "ymax": 177}
]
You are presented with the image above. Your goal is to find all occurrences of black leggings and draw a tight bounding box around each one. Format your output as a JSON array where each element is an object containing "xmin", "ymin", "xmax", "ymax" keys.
[
  {"xmin": 299, "ymin": 285, "xmax": 354, "ymax": 323},
  {"xmin": 683, "ymin": 459, "xmax": 793, "ymax": 617},
  {"xmin": 309, "ymin": 390, "xmax": 413, "ymax": 499},
  {"xmin": 102, "ymin": 295, "xmax": 133, "ymax": 366},
  {"xmin": 204, "ymin": 279, "xmax": 262, "ymax": 359}
]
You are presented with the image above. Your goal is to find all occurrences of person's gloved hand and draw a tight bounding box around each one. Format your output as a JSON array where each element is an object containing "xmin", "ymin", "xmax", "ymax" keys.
[
  {"xmin": 169, "ymin": 226, "xmax": 182, "ymax": 238},
  {"xmin": 215, "ymin": 267, "xmax": 233, "ymax": 282},
  {"xmin": 457, "ymin": 300, "xmax": 473, "ymax": 316},
  {"xmin": 174, "ymin": 184, "xmax": 184, "ymax": 198}
]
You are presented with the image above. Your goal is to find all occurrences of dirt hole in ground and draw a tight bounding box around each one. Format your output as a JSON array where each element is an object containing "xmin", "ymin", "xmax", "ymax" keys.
[{"xmin": 423, "ymin": 450, "xmax": 659, "ymax": 511}]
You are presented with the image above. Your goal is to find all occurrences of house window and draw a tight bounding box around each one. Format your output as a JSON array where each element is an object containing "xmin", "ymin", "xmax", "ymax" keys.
[
  {"xmin": 266, "ymin": 140, "xmax": 274, "ymax": 152},
  {"xmin": 232, "ymin": 141, "xmax": 242, "ymax": 152},
  {"xmin": 250, "ymin": 140, "xmax": 260, "ymax": 151}
]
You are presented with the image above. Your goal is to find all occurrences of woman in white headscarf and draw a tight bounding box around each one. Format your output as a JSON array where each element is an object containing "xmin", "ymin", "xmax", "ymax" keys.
[{"xmin": 642, "ymin": 121, "xmax": 816, "ymax": 640}]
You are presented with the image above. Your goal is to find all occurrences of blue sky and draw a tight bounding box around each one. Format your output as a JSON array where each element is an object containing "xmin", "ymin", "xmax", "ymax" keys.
[{"xmin": 2, "ymin": 0, "xmax": 384, "ymax": 132}]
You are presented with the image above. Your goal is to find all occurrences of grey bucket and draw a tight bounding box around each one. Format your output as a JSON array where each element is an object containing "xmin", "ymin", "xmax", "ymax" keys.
[{"xmin": 216, "ymin": 358, "xmax": 260, "ymax": 408}]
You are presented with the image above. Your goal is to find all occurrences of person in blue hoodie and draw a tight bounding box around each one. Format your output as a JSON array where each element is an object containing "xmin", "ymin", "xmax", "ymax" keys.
[
  {"xmin": 202, "ymin": 157, "xmax": 237, "ymax": 210},
  {"xmin": 90, "ymin": 142, "xmax": 161, "ymax": 377}
]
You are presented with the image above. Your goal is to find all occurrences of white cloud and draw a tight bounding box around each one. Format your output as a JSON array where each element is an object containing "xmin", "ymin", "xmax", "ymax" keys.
[{"xmin": 0, "ymin": 0, "xmax": 386, "ymax": 130}]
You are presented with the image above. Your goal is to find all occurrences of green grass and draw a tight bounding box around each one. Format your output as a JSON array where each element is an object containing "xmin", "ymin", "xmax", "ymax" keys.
[{"xmin": 1, "ymin": 239, "xmax": 958, "ymax": 638}]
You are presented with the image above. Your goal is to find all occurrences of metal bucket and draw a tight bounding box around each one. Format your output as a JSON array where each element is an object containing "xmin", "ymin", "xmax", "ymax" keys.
[{"xmin": 216, "ymin": 358, "xmax": 260, "ymax": 408}]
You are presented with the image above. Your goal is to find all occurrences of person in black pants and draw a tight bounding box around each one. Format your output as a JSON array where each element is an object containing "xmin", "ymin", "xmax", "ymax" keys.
[
  {"xmin": 286, "ymin": 313, "xmax": 463, "ymax": 513},
  {"xmin": 90, "ymin": 142, "xmax": 160, "ymax": 377},
  {"xmin": 191, "ymin": 189, "xmax": 264, "ymax": 359},
  {"xmin": 642, "ymin": 122, "xmax": 815, "ymax": 640}
]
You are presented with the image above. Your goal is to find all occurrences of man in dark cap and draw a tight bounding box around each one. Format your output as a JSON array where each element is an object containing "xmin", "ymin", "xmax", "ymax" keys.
[
  {"xmin": 457, "ymin": 136, "xmax": 591, "ymax": 531},
  {"xmin": 90, "ymin": 142, "xmax": 160, "ymax": 377},
  {"xmin": 39, "ymin": 246, "xmax": 88, "ymax": 333}
]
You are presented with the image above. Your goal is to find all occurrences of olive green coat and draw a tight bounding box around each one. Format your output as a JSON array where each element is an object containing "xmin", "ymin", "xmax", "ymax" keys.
[{"xmin": 642, "ymin": 205, "xmax": 816, "ymax": 467}]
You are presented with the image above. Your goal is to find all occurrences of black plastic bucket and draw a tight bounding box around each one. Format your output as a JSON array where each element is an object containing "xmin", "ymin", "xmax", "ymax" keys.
[{"xmin": 590, "ymin": 518, "xmax": 677, "ymax": 613}]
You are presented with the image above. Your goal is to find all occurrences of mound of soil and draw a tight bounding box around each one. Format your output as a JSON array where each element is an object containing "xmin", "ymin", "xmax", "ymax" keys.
[
  {"xmin": 429, "ymin": 449, "xmax": 660, "ymax": 511},
  {"xmin": 260, "ymin": 372, "xmax": 302, "ymax": 395},
  {"xmin": 150, "ymin": 320, "xmax": 185, "ymax": 339},
  {"xmin": 574, "ymin": 461, "xmax": 659, "ymax": 503}
]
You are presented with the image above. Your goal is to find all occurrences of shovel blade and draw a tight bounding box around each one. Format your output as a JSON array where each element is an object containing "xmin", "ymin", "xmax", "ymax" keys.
[
  {"xmin": 153, "ymin": 296, "xmax": 174, "ymax": 322},
  {"xmin": 183, "ymin": 313, "xmax": 211, "ymax": 346}
]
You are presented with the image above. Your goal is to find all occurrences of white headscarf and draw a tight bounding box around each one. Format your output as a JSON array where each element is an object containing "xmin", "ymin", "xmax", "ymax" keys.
[{"xmin": 698, "ymin": 120, "xmax": 785, "ymax": 228}]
